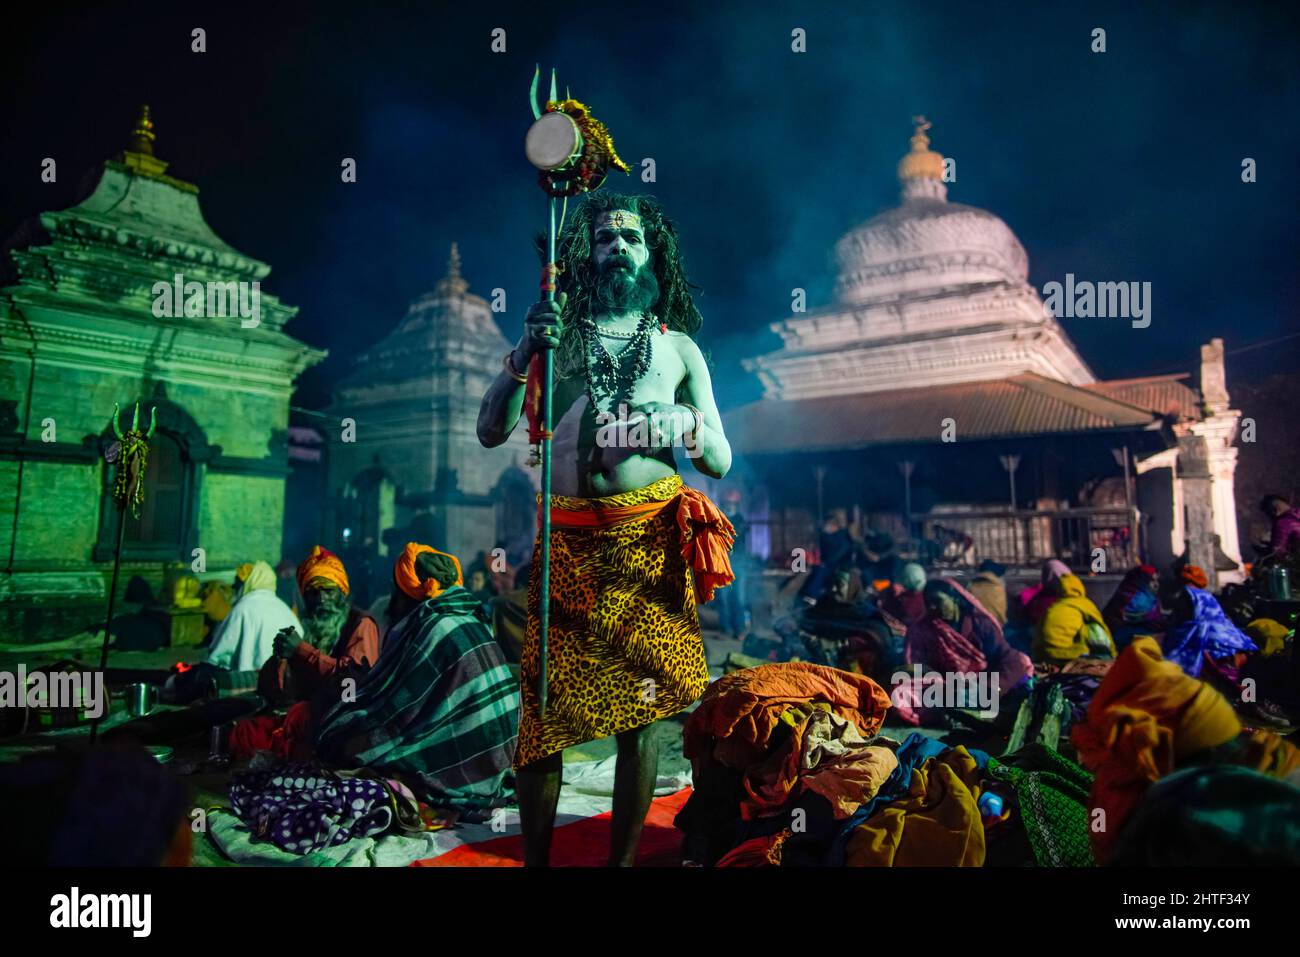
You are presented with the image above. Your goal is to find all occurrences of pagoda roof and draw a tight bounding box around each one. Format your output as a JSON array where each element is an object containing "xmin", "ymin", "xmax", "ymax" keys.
[{"xmin": 725, "ymin": 372, "xmax": 1171, "ymax": 454}]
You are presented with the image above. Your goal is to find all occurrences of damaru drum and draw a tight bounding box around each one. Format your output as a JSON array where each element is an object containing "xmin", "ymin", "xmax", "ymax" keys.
[{"xmin": 525, "ymin": 110, "xmax": 583, "ymax": 171}]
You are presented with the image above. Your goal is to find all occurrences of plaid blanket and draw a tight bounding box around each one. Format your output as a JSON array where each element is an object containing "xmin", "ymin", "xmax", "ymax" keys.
[{"xmin": 315, "ymin": 587, "xmax": 519, "ymax": 810}]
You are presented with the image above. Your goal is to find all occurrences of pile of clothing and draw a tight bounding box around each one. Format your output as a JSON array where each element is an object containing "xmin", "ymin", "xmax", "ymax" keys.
[{"xmin": 675, "ymin": 662, "xmax": 1097, "ymax": 867}]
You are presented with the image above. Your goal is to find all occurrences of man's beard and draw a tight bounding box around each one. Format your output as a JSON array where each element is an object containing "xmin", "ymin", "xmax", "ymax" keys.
[
  {"xmin": 302, "ymin": 599, "xmax": 351, "ymax": 650},
  {"xmin": 594, "ymin": 258, "xmax": 660, "ymax": 315}
]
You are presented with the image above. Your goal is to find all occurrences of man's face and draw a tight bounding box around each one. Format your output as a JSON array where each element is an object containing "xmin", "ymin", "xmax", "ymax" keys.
[
  {"xmin": 304, "ymin": 583, "xmax": 345, "ymax": 618},
  {"xmin": 594, "ymin": 214, "xmax": 649, "ymax": 275},
  {"xmin": 592, "ymin": 211, "xmax": 659, "ymax": 314},
  {"xmin": 1267, "ymin": 499, "xmax": 1290, "ymax": 518}
]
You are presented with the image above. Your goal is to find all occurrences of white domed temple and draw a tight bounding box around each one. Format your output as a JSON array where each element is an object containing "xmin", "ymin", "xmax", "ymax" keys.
[{"xmin": 726, "ymin": 120, "xmax": 1243, "ymax": 586}]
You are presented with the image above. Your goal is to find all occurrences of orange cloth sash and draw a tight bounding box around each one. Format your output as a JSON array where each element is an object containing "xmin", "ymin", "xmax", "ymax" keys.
[{"xmin": 545, "ymin": 484, "xmax": 737, "ymax": 604}]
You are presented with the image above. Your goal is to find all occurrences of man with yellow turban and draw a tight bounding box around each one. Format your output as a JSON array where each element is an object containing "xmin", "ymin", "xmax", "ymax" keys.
[
  {"xmin": 314, "ymin": 543, "xmax": 519, "ymax": 811},
  {"xmin": 259, "ymin": 546, "xmax": 382, "ymax": 705},
  {"xmin": 205, "ymin": 560, "xmax": 300, "ymax": 674}
]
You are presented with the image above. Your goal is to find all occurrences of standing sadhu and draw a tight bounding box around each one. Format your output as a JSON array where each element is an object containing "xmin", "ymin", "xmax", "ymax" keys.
[{"xmin": 478, "ymin": 192, "xmax": 735, "ymax": 865}]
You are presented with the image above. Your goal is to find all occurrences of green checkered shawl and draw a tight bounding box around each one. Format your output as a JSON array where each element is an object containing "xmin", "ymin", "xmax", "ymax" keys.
[{"xmin": 315, "ymin": 586, "xmax": 519, "ymax": 810}]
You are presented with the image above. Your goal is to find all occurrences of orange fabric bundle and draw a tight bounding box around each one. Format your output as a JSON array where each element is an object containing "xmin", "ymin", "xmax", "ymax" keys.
[
  {"xmin": 682, "ymin": 662, "xmax": 892, "ymax": 774},
  {"xmin": 297, "ymin": 544, "xmax": 350, "ymax": 595},
  {"xmin": 1180, "ymin": 565, "xmax": 1209, "ymax": 589},
  {"xmin": 1071, "ymin": 636, "xmax": 1241, "ymax": 861},
  {"xmin": 393, "ymin": 542, "xmax": 463, "ymax": 600},
  {"xmin": 741, "ymin": 709, "xmax": 899, "ymax": 820}
]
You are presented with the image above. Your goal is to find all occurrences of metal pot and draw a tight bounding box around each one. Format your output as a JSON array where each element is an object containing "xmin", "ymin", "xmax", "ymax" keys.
[{"xmin": 125, "ymin": 682, "xmax": 156, "ymax": 718}]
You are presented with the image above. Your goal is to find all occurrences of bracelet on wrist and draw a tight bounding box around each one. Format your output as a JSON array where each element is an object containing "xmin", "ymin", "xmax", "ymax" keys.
[
  {"xmin": 681, "ymin": 403, "xmax": 704, "ymax": 439},
  {"xmin": 503, "ymin": 350, "xmax": 528, "ymax": 384}
]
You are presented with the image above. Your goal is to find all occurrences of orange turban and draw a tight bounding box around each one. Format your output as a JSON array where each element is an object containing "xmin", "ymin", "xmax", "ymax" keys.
[
  {"xmin": 1179, "ymin": 565, "xmax": 1209, "ymax": 589},
  {"xmin": 297, "ymin": 545, "xmax": 349, "ymax": 596},
  {"xmin": 393, "ymin": 542, "xmax": 463, "ymax": 601},
  {"xmin": 1072, "ymin": 636, "xmax": 1241, "ymax": 861}
]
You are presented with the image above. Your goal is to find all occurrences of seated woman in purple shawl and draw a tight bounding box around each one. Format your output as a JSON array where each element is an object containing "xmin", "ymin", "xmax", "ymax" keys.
[
  {"xmin": 1101, "ymin": 564, "xmax": 1167, "ymax": 652},
  {"xmin": 1162, "ymin": 586, "xmax": 1257, "ymax": 679}
]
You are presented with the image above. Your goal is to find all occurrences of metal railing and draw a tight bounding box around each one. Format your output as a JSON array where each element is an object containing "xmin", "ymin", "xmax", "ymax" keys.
[
  {"xmin": 912, "ymin": 507, "xmax": 1140, "ymax": 571},
  {"xmin": 747, "ymin": 506, "xmax": 1141, "ymax": 573}
]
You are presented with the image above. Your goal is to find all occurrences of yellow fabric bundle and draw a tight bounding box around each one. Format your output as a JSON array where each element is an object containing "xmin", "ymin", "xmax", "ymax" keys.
[{"xmin": 844, "ymin": 746, "xmax": 985, "ymax": 867}]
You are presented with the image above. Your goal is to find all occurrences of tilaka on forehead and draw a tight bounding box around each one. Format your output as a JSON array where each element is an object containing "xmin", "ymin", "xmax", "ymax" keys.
[{"xmin": 598, "ymin": 210, "xmax": 642, "ymax": 231}]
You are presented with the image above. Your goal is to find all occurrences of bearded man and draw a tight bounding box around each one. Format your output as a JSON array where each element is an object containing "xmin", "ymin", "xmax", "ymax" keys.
[
  {"xmin": 261, "ymin": 545, "xmax": 381, "ymax": 706},
  {"xmin": 478, "ymin": 192, "xmax": 735, "ymax": 866}
]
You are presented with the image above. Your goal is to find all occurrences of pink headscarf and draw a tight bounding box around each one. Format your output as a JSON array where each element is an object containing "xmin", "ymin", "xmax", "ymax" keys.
[{"xmin": 905, "ymin": 577, "xmax": 1033, "ymax": 689}]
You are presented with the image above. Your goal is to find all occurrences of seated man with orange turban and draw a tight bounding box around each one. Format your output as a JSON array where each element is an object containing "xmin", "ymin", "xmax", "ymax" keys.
[
  {"xmin": 259, "ymin": 546, "xmax": 382, "ymax": 706},
  {"xmin": 313, "ymin": 543, "xmax": 519, "ymax": 812}
]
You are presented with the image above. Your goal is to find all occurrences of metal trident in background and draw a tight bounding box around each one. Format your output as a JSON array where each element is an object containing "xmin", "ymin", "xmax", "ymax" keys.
[{"xmin": 91, "ymin": 401, "xmax": 156, "ymax": 745}]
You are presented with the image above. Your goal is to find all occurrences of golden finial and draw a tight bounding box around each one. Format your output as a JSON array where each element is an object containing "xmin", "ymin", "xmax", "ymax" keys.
[
  {"xmin": 437, "ymin": 242, "xmax": 469, "ymax": 296},
  {"xmin": 897, "ymin": 115, "xmax": 944, "ymax": 183},
  {"xmin": 128, "ymin": 105, "xmax": 157, "ymax": 156}
]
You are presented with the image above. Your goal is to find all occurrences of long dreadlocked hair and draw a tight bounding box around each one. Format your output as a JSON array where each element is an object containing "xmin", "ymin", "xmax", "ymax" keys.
[{"xmin": 533, "ymin": 191, "xmax": 703, "ymax": 380}]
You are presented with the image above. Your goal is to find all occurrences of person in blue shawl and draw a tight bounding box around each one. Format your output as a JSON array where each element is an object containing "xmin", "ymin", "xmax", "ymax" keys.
[
  {"xmin": 1162, "ymin": 586, "xmax": 1257, "ymax": 678},
  {"xmin": 1101, "ymin": 564, "xmax": 1166, "ymax": 652}
]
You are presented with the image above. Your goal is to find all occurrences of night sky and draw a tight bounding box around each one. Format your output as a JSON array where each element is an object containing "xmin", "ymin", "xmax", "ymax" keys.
[{"xmin": 3, "ymin": 0, "xmax": 1297, "ymax": 411}]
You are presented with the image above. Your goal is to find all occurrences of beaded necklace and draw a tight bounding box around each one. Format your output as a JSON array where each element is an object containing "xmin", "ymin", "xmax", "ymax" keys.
[{"xmin": 578, "ymin": 311, "xmax": 656, "ymax": 402}]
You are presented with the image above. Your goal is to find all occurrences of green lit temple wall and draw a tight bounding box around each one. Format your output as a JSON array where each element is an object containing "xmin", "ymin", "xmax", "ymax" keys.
[{"xmin": 0, "ymin": 110, "xmax": 324, "ymax": 642}]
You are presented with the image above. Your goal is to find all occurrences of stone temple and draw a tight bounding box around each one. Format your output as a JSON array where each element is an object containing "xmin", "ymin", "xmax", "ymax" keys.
[
  {"xmin": 0, "ymin": 109, "xmax": 323, "ymax": 640},
  {"xmin": 322, "ymin": 244, "xmax": 538, "ymax": 596},
  {"xmin": 726, "ymin": 119, "xmax": 1242, "ymax": 586}
]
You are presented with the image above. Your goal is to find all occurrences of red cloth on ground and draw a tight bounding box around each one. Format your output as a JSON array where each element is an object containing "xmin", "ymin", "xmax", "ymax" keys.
[
  {"xmin": 411, "ymin": 788, "xmax": 692, "ymax": 867},
  {"xmin": 229, "ymin": 701, "xmax": 315, "ymax": 762}
]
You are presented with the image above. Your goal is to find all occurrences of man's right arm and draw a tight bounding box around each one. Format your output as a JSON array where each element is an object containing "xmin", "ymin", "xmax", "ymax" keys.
[{"xmin": 477, "ymin": 294, "xmax": 566, "ymax": 448}]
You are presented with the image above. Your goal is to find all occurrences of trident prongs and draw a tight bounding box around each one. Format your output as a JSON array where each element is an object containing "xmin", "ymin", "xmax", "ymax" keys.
[
  {"xmin": 530, "ymin": 64, "xmax": 541, "ymax": 119},
  {"xmin": 111, "ymin": 403, "xmax": 124, "ymax": 440},
  {"xmin": 130, "ymin": 401, "xmax": 141, "ymax": 432},
  {"xmin": 146, "ymin": 406, "xmax": 157, "ymax": 438}
]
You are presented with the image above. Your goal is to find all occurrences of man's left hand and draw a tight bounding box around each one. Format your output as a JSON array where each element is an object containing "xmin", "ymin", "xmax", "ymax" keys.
[{"xmin": 273, "ymin": 627, "xmax": 302, "ymax": 660}]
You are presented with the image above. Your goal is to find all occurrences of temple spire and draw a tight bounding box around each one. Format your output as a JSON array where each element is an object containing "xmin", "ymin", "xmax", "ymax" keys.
[
  {"xmin": 897, "ymin": 115, "xmax": 947, "ymax": 202},
  {"xmin": 119, "ymin": 104, "xmax": 171, "ymax": 179},
  {"xmin": 128, "ymin": 105, "xmax": 157, "ymax": 156},
  {"xmin": 437, "ymin": 242, "xmax": 469, "ymax": 296}
]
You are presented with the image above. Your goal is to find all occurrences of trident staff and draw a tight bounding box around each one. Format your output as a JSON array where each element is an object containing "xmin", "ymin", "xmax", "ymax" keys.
[
  {"xmin": 91, "ymin": 401, "xmax": 155, "ymax": 744},
  {"xmin": 520, "ymin": 67, "xmax": 629, "ymax": 713}
]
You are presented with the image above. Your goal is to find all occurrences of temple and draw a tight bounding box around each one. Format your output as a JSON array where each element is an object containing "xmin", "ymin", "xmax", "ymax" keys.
[
  {"xmin": 0, "ymin": 108, "xmax": 324, "ymax": 640},
  {"xmin": 323, "ymin": 244, "xmax": 538, "ymax": 572},
  {"xmin": 727, "ymin": 119, "xmax": 1243, "ymax": 586}
]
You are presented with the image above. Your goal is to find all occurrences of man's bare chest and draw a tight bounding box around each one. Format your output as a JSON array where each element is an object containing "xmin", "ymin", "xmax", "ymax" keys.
[{"xmin": 559, "ymin": 333, "xmax": 686, "ymax": 421}]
